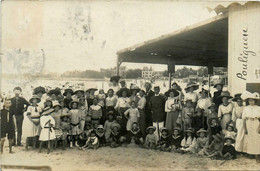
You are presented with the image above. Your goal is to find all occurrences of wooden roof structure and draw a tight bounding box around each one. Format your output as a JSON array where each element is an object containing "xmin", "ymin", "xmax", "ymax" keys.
[{"xmin": 117, "ymin": 13, "xmax": 228, "ymax": 68}]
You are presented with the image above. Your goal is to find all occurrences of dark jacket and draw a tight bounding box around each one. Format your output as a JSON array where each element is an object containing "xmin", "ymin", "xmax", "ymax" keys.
[
  {"xmin": 1, "ymin": 108, "xmax": 15, "ymax": 135},
  {"xmin": 213, "ymin": 91, "xmax": 222, "ymax": 109},
  {"xmin": 95, "ymin": 132, "xmax": 106, "ymax": 146},
  {"xmin": 10, "ymin": 97, "xmax": 30, "ymax": 116},
  {"xmin": 222, "ymin": 145, "xmax": 237, "ymax": 159},
  {"xmin": 170, "ymin": 135, "xmax": 182, "ymax": 149},
  {"xmin": 126, "ymin": 129, "xmax": 143, "ymax": 144},
  {"xmin": 158, "ymin": 135, "xmax": 171, "ymax": 147},
  {"xmin": 149, "ymin": 95, "xmax": 166, "ymax": 122}
]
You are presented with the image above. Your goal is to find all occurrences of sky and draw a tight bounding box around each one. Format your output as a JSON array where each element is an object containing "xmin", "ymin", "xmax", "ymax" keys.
[{"xmin": 1, "ymin": 1, "xmax": 217, "ymax": 74}]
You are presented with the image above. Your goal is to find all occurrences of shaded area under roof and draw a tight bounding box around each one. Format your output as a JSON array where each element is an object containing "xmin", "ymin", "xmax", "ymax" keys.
[{"xmin": 117, "ymin": 14, "xmax": 228, "ymax": 67}]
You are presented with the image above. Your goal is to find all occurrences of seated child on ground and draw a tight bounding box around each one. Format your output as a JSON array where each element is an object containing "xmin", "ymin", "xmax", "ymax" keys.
[
  {"xmin": 207, "ymin": 117, "xmax": 222, "ymax": 143},
  {"xmin": 144, "ymin": 126, "xmax": 157, "ymax": 149},
  {"xmin": 221, "ymin": 136, "xmax": 237, "ymax": 159},
  {"xmin": 180, "ymin": 127, "xmax": 196, "ymax": 153},
  {"xmin": 170, "ymin": 127, "xmax": 182, "ymax": 152},
  {"xmin": 203, "ymin": 133, "xmax": 224, "ymax": 158},
  {"xmin": 156, "ymin": 127, "xmax": 171, "ymax": 151},
  {"xmin": 78, "ymin": 123, "xmax": 92, "ymax": 147},
  {"xmin": 104, "ymin": 111, "xmax": 116, "ymax": 142},
  {"xmin": 110, "ymin": 122, "xmax": 126, "ymax": 148},
  {"xmin": 81, "ymin": 130, "xmax": 99, "ymax": 150},
  {"xmin": 126, "ymin": 122, "xmax": 144, "ymax": 145},
  {"xmin": 95, "ymin": 125, "xmax": 106, "ymax": 147},
  {"xmin": 191, "ymin": 108, "xmax": 207, "ymax": 134},
  {"xmin": 194, "ymin": 128, "xmax": 209, "ymax": 155}
]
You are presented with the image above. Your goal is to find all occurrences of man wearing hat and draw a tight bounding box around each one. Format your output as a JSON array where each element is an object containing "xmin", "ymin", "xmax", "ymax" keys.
[
  {"xmin": 10, "ymin": 87, "xmax": 30, "ymax": 146},
  {"xmin": 144, "ymin": 82, "xmax": 155, "ymax": 128},
  {"xmin": 213, "ymin": 82, "xmax": 224, "ymax": 110},
  {"xmin": 149, "ymin": 85, "xmax": 166, "ymax": 139}
]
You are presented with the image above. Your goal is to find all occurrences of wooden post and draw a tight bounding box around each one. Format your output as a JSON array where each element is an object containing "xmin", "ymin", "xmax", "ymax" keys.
[
  {"xmin": 168, "ymin": 61, "xmax": 175, "ymax": 89},
  {"xmin": 116, "ymin": 55, "xmax": 120, "ymax": 76},
  {"xmin": 169, "ymin": 72, "xmax": 172, "ymax": 89}
]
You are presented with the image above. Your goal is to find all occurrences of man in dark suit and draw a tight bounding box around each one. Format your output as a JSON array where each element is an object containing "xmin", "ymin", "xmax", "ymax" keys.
[
  {"xmin": 213, "ymin": 83, "xmax": 223, "ymax": 110},
  {"xmin": 10, "ymin": 87, "xmax": 30, "ymax": 146},
  {"xmin": 144, "ymin": 82, "xmax": 155, "ymax": 128}
]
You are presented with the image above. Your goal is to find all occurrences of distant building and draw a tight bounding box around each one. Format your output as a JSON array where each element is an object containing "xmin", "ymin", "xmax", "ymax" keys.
[
  {"xmin": 142, "ymin": 67, "xmax": 162, "ymax": 78},
  {"xmin": 112, "ymin": 66, "xmax": 126, "ymax": 77}
]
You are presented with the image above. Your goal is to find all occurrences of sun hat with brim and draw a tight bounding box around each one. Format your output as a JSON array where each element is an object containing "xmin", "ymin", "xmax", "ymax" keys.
[
  {"xmin": 199, "ymin": 85, "xmax": 210, "ymax": 93},
  {"xmin": 241, "ymin": 91, "xmax": 260, "ymax": 101},
  {"xmin": 97, "ymin": 125, "xmax": 104, "ymax": 130},
  {"xmin": 110, "ymin": 122, "xmax": 121, "ymax": 130},
  {"xmin": 52, "ymin": 101, "xmax": 61, "ymax": 108},
  {"xmin": 33, "ymin": 86, "xmax": 46, "ymax": 95},
  {"xmin": 130, "ymin": 85, "xmax": 140, "ymax": 92},
  {"xmin": 69, "ymin": 100, "xmax": 80, "ymax": 109},
  {"xmin": 159, "ymin": 127, "xmax": 169, "ymax": 133},
  {"xmin": 74, "ymin": 89, "xmax": 84, "ymax": 94},
  {"xmin": 47, "ymin": 89, "xmax": 61, "ymax": 96},
  {"xmin": 208, "ymin": 103, "xmax": 216, "ymax": 109},
  {"xmin": 214, "ymin": 82, "xmax": 224, "ymax": 88},
  {"xmin": 63, "ymin": 89, "xmax": 74, "ymax": 96},
  {"xmin": 110, "ymin": 76, "xmax": 120, "ymax": 83},
  {"xmin": 184, "ymin": 82, "xmax": 199, "ymax": 92},
  {"xmin": 224, "ymin": 136, "xmax": 235, "ymax": 144},
  {"xmin": 42, "ymin": 107, "xmax": 54, "ymax": 116},
  {"xmin": 173, "ymin": 127, "xmax": 181, "ymax": 132},
  {"xmin": 196, "ymin": 128, "xmax": 208, "ymax": 136},
  {"xmin": 117, "ymin": 88, "xmax": 131, "ymax": 97},
  {"xmin": 146, "ymin": 126, "xmax": 156, "ymax": 133},
  {"xmin": 86, "ymin": 88, "xmax": 98, "ymax": 93},
  {"xmin": 218, "ymin": 91, "xmax": 233, "ymax": 99},
  {"xmin": 232, "ymin": 93, "xmax": 242, "ymax": 102},
  {"xmin": 184, "ymin": 127, "xmax": 194, "ymax": 133},
  {"xmin": 29, "ymin": 95, "xmax": 41, "ymax": 103},
  {"xmin": 165, "ymin": 89, "xmax": 180, "ymax": 97}
]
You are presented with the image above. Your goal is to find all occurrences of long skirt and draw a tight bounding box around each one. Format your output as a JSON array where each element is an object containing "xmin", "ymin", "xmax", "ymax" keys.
[
  {"xmin": 220, "ymin": 114, "xmax": 231, "ymax": 129},
  {"xmin": 235, "ymin": 119, "xmax": 245, "ymax": 152},
  {"xmin": 165, "ymin": 111, "xmax": 179, "ymax": 133},
  {"xmin": 23, "ymin": 115, "xmax": 40, "ymax": 138},
  {"xmin": 138, "ymin": 109, "xmax": 146, "ymax": 137},
  {"xmin": 244, "ymin": 119, "xmax": 260, "ymax": 155},
  {"xmin": 118, "ymin": 107, "xmax": 128, "ymax": 135},
  {"xmin": 39, "ymin": 127, "xmax": 56, "ymax": 141}
]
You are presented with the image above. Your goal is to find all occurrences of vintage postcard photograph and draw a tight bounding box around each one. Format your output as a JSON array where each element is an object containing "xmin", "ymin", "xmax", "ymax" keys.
[{"xmin": 0, "ymin": 0, "xmax": 260, "ymax": 170}]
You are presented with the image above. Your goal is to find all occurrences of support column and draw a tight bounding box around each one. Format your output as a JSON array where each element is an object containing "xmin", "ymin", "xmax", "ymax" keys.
[{"xmin": 168, "ymin": 61, "xmax": 175, "ymax": 89}]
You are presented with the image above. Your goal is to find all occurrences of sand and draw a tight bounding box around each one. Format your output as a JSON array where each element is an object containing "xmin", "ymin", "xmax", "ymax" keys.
[{"xmin": 1, "ymin": 144, "xmax": 259, "ymax": 171}]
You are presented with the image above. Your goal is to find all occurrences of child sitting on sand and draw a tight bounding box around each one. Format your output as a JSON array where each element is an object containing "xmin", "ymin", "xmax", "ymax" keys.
[
  {"xmin": 104, "ymin": 111, "xmax": 116, "ymax": 141},
  {"xmin": 157, "ymin": 127, "xmax": 171, "ymax": 151},
  {"xmin": 180, "ymin": 127, "xmax": 196, "ymax": 153},
  {"xmin": 95, "ymin": 125, "xmax": 106, "ymax": 147},
  {"xmin": 194, "ymin": 128, "xmax": 209, "ymax": 155},
  {"xmin": 203, "ymin": 133, "xmax": 224, "ymax": 158},
  {"xmin": 78, "ymin": 123, "xmax": 92, "ymax": 147},
  {"xmin": 126, "ymin": 122, "xmax": 144, "ymax": 145},
  {"xmin": 81, "ymin": 130, "xmax": 99, "ymax": 150},
  {"xmin": 170, "ymin": 127, "xmax": 182, "ymax": 152},
  {"xmin": 110, "ymin": 122, "xmax": 126, "ymax": 148},
  {"xmin": 207, "ymin": 118, "xmax": 222, "ymax": 143},
  {"xmin": 144, "ymin": 126, "xmax": 157, "ymax": 149}
]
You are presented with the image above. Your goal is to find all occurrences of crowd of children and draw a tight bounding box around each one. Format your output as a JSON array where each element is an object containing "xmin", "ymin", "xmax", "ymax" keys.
[{"xmin": 1, "ymin": 78, "xmax": 260, "ymax": 163}]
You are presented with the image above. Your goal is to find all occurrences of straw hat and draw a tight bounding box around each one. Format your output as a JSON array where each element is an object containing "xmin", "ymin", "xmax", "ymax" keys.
[
  {"xmin": 33, "ymin": 86, "xmax": 46, "ymax": 95},
  {"xmin": 184, "ymin": 127, "xmax": 194, "ymax": 133},
  {"xmin": 196, "ymin": 128, "xmax": 208, "ymax": 136},
  {"xmin": 173, "ymin": 127, "xmax": 181, "ymax": 132},
  {"xmin": 146, "ymin": 126, "xmax": 156, "ymax": 133},
  {"xmin": 47, "ymin": 89, "xmax": 61, "ymax": 96},
  {"xmin": 184, "ymin": 82, "xmax": 199, "ymax": 92},
  {"xmin": 214, "ymin": 82, "xmax": 224, "ymax": 88},
  {"xmin": 74, "ymin": 88, "xmax": 84, "ymax": 94},
  {"xmin": 199, "ymin": 85, "xmax": 210, "ymax": 93},
  {"xmin": 63, "ymin": 88, "xmax": 74, "ymax": 96},
  {"xmin": 52, "ymin": 101, "xmax": 61, "ymax": 108},
  {"xmin": 130, "ymin": 85, "xmax": 140, "ymax": 92},
  {"xmin": 86, "ymin": 88, "xmax": 98, "ymax": 93},
  {"xmin": 42, "ymin": 107, "xmax": 54, "ymax": 116},
  {"xmin": 165, "ymin": 89, "xmax": 180, "ymax": 97},
  {"xmin": 69, "ymin": 99, "xmax": 79, "ymax": 109},
  {"xmin": 110, "ymin": 122, "xmax": 121, "ymax": 130},
  {"xmin": 110, "ymin": 76, "xmax": 120, "ymax": 83},
  {"xmin": 97, "ymin": 125, "xmax": 104, "ymax": 130},
  {"xmin": 232, "ymin": 93, "xmax": 242, "ymax": 102},
  {"xmin": 29, "ymin": 95, "xmax": 41, "ymax": 103},
  {"xmin": 241, "ymin": 91, "xmax": 260, "ymax": 101},
  {"xmin": 218, "ymin": 91, "xmax": 233, "ymax": 99},
  {"xmin": 159, "ymin": 127, "xmax": 169, "ymax": 133},
  {"xmin": 224, "ymin": 136, "xmax": 235, "ymax": 144}
]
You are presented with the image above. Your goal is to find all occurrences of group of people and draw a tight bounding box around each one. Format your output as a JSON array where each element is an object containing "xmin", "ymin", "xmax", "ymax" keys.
[{"xmin": 1, "ymin": 76, "xmax": 260, "ymax": 163}]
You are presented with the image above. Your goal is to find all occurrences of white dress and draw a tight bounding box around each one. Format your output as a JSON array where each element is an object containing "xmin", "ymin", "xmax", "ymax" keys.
[
  {"xmin": 196, "ymin": 98, "xmax": 212, "ymax": 117},
  {"xmin": 242, "ymin": 105, "xmax": 260, "ymax": 155},
  {"xmin": 39, "ymin": 115, "xmax": 56, "ymax": 141},
  {"xmin": 232, "ymin": 104, "xmax": 245, "ymax": 152},
  {"xmin": 184, "ymin": 92, "xmax": 198, "ymax": 103},
  {"xmin": 124, "ymin": 108, "xmax": 140, "ymax": 131},
  {"xmin": 23, "ymin": 105, "xmax": 42, "ymax": 137},
  {"xmin": 218, "ymin": 103, "xmax": 233, "ymax": 129}
]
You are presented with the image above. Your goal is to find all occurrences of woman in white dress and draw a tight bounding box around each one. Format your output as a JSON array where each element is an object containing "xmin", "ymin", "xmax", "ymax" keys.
[
  {"xmin": 218, "ymin": 91, "xmax": 233, "ymax": 129},
  {"xmin": 184, "ymin": 82, "xmax": 199, "ymax": 108},
  {"xmin": 241, "ymin": 91, "xmax": 260, "ymax": 163},
  {"xmin": 231, "ymin": 94, "xmax": 245, "ymax": 153},
  {"xmin": 23, "ymin": 95, "xmax": 42, "ymax": 150},
  {"xmin": 39, "ymin": 107, "xmax": 56, "ymax": 154}
]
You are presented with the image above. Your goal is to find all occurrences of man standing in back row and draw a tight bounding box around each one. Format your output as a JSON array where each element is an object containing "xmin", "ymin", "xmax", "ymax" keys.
[
  {"xmin": 144, "ymin": 82, "xmax": 155, "ymax": 128},
  {"xmin": 10, "ymin": 87, "xmax": 30, "ymax": 146}
]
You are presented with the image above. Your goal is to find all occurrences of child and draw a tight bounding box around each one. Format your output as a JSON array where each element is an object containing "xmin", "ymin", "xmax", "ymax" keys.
[
  {"xmin": 97, "ymin": 89, "xmax": 106, "ymax": 125},
  {"xmin": 95, "ymin": 125, "xmax": 106, "ymax": 147},
  {"xmin": 180, "ymin": 127, "xmax": 196, "ymax": 153},
  {"xmin": 89, "ymin": 97, "xmax": 102, "ymax": 127},
  {"xmin": 44, "ymin": 97, "xmax": 53, "ymax": 108},
  {"xmin": 203, "ymin": 133, "xmax": 224, "ymax": 158},
  {"xmin": 52, "ymin": 101, "xmax": 62, "ymax": 148},
  {"xmin": 181, "ymin": 100, "xmax": 194, "ymax": 129},
  {"xmin": 207, "ymin": 117, "xmax": 222, "ymax": 143},
  {"xmin": 59, "ymin": 99, "xmax": 70, "ymax": 116},
  {"xmin": 60, "ymin": 113, "xmax": 70, "ymax": 150},
  {"xmin": 194, "ymin": 128, "xmax": 209, "ymax": 155},
  {"xmin": 105, "ymin": 89, "xmax": 118, "ymax": 112},
  {"xmin": 1, "ymin": 98, "xmax": 15, "ymax": 153},
  {"xmin": 81, "ymin": 130, "xmax": 99, "ymax": 150},
  {"xmin": 69, "ymin": 100, "xmax": 81, "ymax": 147},
  {"xmin": 126, "ymin": 122, "xmax": 144, "ymax": 145},
  {"xmin": 110, "ymin": 122, "xmax": 126, "ymax": 148},
  {"xmin": 124, "ymin": 101, "xmax": 140, "ymax": 131},
  {"xmin": 23, "ymin": 95, "xmax": 42, "ymax": 150},
  {"xmin": 170, "ymin": 127, "xmax": 182, "ymax": 152},
  {"xmin": 78, "ymin": 123, "xmax": 92, "ymax": 147},
  {"xmin": 222, "ymin": 122, "xmax": 236, "ymax": 140},
  {"xmin": 207, "ymin": 103, "xmax": 218, "ymax": 122},
  {"xmin": 221, "ymin": 136, "xmax": 237, "ymax": 159},
  {"xmin": 144, "ymin": 126, "xmax": 157, "ymax": 149},
  {"xmin": 63, "ymin": 88, "xmax": 74, "ymax": 109},
  {"xmin": 157, "ymin": 127, "xmax": 171, "ymax": 151},
  {"xmin": 79, "ymin": 97, "xmax": 88, "ymax": 133},
  {"xmin": 191, "ymin": 108, "xmax": 207, "ymax": 134},
  {"xmin": 104, "ymin": 111, "xmax": 116, "ymax": 141},
  {"xmin": 39, "ymin": 107, "xmax": 56, "ymax": 154}
]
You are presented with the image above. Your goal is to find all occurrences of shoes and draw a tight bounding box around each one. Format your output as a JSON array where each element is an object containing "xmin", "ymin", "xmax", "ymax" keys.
[{"xmin": 17, "ymin": 144, "xmax": 23, "ymax": 146}]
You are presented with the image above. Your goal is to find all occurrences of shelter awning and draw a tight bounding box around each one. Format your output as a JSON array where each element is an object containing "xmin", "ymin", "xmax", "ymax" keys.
[{"xmin": 117, "ymin": 14, "xmax": 228, "ymax": 67}]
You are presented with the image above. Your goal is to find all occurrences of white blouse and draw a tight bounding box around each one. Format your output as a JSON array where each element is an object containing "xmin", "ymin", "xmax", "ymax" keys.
[
  {"xmin": 196, "ymin": 98, "xmax": 212, "ymax": 116},
  {"xmin": 138, "ymin": 96, "xmax": 146, "ymax": 110},
  {"xmin": 106, "ymin": 95, "xmax": 118, "ymax": 107},
  {"xmin": 218, "ymin": 103, "xmax": 234, "ymax": 118},
  {"xmin": 232, "ymin": 104, "xmax": 244, "ymax": 121},
  {"xmin": 184, "ymin": 92, "xmax": 198, "ymax": 103},
  {"xmin": 242, "ymin": 105, "xmax": 260, "ymax": 119},
  {"xmin": 115, "ymin": 97, "xmax": 130, "ymax": 109},
  {"xmin": 165, "ymin": 97, "xmax": 181, "ymax": 113}
]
